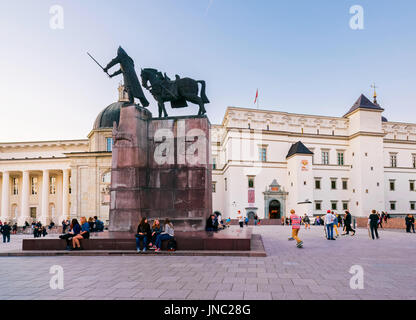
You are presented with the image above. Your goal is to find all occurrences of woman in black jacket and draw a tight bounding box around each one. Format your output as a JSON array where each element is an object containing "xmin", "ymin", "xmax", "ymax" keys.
[
  {"xmin": 342, "ymin": 211, "xmax": 355, "ymax": 236},
  {"xmin": 405, "ymin": 214, "xmax": 415, "ymax": 233},
  {"xmin": 136, "ymin": 217, "xmax": 151, "ymax": 253},
  {"xmin": 149, "ymin": 219, "xmax": 162, "ymax": 249}
]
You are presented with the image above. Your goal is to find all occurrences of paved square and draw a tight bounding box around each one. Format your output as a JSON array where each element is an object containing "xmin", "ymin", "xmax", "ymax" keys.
[{"xmin": 0, "ymin": 226, "xmax": 415, "ymax": 300}]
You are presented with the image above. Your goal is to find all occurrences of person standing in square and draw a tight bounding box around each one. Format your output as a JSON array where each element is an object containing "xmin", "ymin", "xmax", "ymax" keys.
[
  {"xmin": 324, "ymin": 210, "xmax": 336, "ymax": 240},
  {"xmin": 290, "ymin": 209, "xmax": 303, "ymax": 248},
  {"xmin": 368, "ymin": 210, "xmax": 380, "ymax": 240}
]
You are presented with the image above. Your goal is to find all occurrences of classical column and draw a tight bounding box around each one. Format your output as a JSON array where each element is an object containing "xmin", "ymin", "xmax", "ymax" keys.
[
  {"xmin": 18, "ymin": 171, "xmax": 30, "ymax": 226},
  {"xmin": 70, "ymin": 166, "xmax": 78, "ymax": 219},
  {"xmin": 41, "ymin": 169, "xmax": 49, "ymax": 224},
  {"xmin": 1, "ymin": 171, "xmax": 10, "ymax": 221},
  {"xmin": 61, "ymin": 169, "xmax": 70, "ymax": 221}
]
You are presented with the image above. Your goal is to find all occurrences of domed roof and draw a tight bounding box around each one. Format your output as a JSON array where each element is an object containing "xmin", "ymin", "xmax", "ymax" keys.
[
  {"xmin": 93, "ymin": 102, "xmax": 122, "ymax": 130},
  {"xmin": 382, "ymin": 116, "xmax": 388, "ymax": 122}
]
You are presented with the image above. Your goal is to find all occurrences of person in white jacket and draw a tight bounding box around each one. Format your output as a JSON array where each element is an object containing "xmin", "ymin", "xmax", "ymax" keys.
[{"xmin": 324, "ymin": 210, "xmax": 336, "ymax": 240}]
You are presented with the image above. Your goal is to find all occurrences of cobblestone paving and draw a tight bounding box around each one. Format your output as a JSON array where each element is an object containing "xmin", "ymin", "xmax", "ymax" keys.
[{"xmin": 0, "ymin": 226, "xmax": 415, "ymax": 300}]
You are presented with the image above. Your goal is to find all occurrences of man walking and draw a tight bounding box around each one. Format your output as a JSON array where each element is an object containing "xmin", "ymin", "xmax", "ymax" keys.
[
  {"xmin": 2, "ymin": 222, "xmax": 11, "ymax": 243},
  {"xmin": 368, "ymin": 210, "xmax": 380, "ymax": 240},
  {"xmin": 238, "ymin": 211, "xmax": 244, "ymax": 228},
  {"xmin": 324, "ymin": 210, "xmax": 336, "ymax": 240},
  {"xmin": 342, "ymin": 210, "xmax": 356, "ymax": 236},
  {"xmin": 332, "ymin": 211, "xmax": 340, "ymax": 238},
  {"xmin": 405, "ymin": 214, "xmax": 415, "ymax": 233},
  {"xmin": 377, "ymin": 212, "xmax": 383, "ymax": 229},
  {"xmin": 289, "ymin": 209, "xmax": 303, "ymax": 248},
  {"xmin": 303, "ymin": 214, "xmax": 311, "ymax": 230}
]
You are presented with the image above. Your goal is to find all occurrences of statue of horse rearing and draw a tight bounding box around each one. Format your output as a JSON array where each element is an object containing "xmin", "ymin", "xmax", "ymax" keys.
[{"xmin": 140, "ymin": 68, "xmax": 210, "ymax": 118}]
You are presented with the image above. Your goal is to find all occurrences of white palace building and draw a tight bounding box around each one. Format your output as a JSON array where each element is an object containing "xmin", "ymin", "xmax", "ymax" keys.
[{"xmin": 1, "ymin": 88, "xmax": 416, "ymax": 225}]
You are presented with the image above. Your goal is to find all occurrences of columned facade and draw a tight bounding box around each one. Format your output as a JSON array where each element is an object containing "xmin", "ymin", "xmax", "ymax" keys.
[
  {"xmin": 41, "ymin": 169, "xmax": 49, "ymax": 224},
  {"xmin": 19, "ymin": 171, "xmax": 30, "ymax": 225},
  {"xmin": 1, "ymin": 171, "xmax": 10, "ymax": 221},
  {"xmin": 62, "ymin": 169, "xmax": 70, "ymax": 222},
  {"xmin": 0, "ymin": 167, "xmax": 74, "ymax": 225}
]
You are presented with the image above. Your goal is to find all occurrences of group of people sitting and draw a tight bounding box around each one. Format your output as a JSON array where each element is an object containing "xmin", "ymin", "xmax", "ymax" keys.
[
  {"xmin": 59, "ymin": 217, "xmax": 102, "ymax": 250},
  {"xmin": 32, "ymin": 221, "xmax": 48, "ymax": 238},
  {"xmin": 135, "ymin": 218, "xmax": 175, "ymax": 252},
  {"xmin": 62, "ymin": 216, "xmax": 104, "ymax": 234},
  {"xmin": 206, "ymin": 212, "xmax": 231, "ymax": 231}
]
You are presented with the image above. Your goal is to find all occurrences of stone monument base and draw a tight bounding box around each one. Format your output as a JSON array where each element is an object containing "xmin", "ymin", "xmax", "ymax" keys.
[
  {"xmin": 109, "ymin": 105, "xmax": 212, "ymax": 233},
  {"xmin": 22, "ymin": 228, "xmax": 252, "ymax": 251}
]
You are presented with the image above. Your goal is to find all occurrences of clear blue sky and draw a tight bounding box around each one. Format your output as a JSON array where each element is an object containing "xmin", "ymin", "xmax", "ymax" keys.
[{"xmin": 0, "ymin": 0, "xmax": 415, "ymax": 141}]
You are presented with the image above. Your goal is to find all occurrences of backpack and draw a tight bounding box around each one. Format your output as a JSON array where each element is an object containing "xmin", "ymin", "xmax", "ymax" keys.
[{"xmin": 167, "ymin": 239, "xmax": 177, "ymax": 251}]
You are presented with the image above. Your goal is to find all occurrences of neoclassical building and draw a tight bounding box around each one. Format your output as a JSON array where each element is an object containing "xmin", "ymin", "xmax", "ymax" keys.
[
  {"xmin": 1, "ymin": 89, "xmax": 416, "ymax": 225},
  {"xmin": 0, "ymin": 87, "xmax": 129, "ymax": 225},
  {"xmin": 211, "ymin": 93, "xmax": 416, "ymax": 220}
]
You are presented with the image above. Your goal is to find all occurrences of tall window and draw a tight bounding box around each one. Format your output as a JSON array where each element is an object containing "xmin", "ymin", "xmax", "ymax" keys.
[
  {"xmin": 259, "ymin": 147, "xmax": 267, "ymax": 162},
  {"xmin": 390, "ymin": 180, "xmax": 395, "ymax": 191},
  {"xmin": 315, "ymin": 201, "xmax": 322, "ymax": 211},
  {"xmin": 413, "ymin": 154, "xmax": 416, "ymax": 168},
  {"xmin": 337, "ymin": 152, "xmax": 344, "ymax": 166},
  {"xmin": 331, "ymin": 179, "xmax": 337, "ymax": 190},
  {"xmin": 106, "ymin": 137, "xmax": 113, "ymax": 152},
  {"xmin": 342, "ymin": 179, "xmax": 348, "ymax": 190},
  {"xmin": 322, "ymin": 151, "xmax": 329, "ymax": 165},
  {"xmin": 315, "ymin": 179, "xmax": 321, "ymax": 190},
  {"xmin": 212, "ymin": 158, "xmax": 217, "ymax": 170},
  {"xmin": 12, "ymin": 178, "xmax": 19, "ymax": 195},
  {"xmin": 31, "ymin": 177, "xmax": 38, "ymax": 195},
  {"xmin": 342, "ymin": 202, "xmax": 349, "ymax": 210},
  {"xmin": 50, "ymin": 177, "xmax": 56, "ymax": 195},
  {"xmin": 390, "ymin": 154, "xmax": 397, "ymax": 168},
  {"xmin": 331, "ymin": 201, "xmax": 338, "ymax": 210},
  {"xmin": 390, "ymin": 201, "xmax": 396, "ymax": 211},
  {"xmin": 410, "ymin": 181, "xmax": 415, "ymax": 191},
  {"xmin": 248, "ymin": 176, "xmax": 255, "ymax": 188},
  {"xmin": 411, "ymin": 202, "xmax": 416, "ymax": 211}
]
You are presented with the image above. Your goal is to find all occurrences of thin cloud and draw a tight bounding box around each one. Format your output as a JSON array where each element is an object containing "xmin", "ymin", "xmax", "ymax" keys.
[{"xmin": 205, "ymin": 0, "xmax": 214, "ymax": 15}]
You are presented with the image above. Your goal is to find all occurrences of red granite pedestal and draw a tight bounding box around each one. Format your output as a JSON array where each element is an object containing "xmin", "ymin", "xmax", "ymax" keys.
[{"xmin": 110, "ymin": 104, "xmax": 212, "ymax": 233}]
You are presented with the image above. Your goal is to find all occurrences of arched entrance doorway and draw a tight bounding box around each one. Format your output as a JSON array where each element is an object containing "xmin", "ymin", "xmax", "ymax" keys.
[
  {"xmin": 269, "ymin": 200, "xmax": 281, "ymax": 219},
  {"xmin": 263, "ymin": 180, "xmax": 288, "ymax": 220},
  {"xmin": 247, "ymin": 211, "xmax": 256, "ymax": 220}
]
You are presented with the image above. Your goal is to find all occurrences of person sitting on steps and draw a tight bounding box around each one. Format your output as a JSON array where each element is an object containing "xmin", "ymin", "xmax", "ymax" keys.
[
  {"xmin": 155, "ymin": 219, "xmax": 175, "ymax": 252},
  {"xmin": 72, "ymin": 217, "xmax": 90, "ymax": 250},
  {"xmin": 136, "ymin": 217, "xmax": 151, "ymax": 253},
  {"xmin": 149, "ymin": 219, "xmax": 162, "ymax": 249}
]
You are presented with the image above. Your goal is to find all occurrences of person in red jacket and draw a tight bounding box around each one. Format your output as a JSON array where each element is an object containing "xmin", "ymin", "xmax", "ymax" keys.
[{"xmin": 289, "ymin": 209, "xmax": 303, "ymax": 248}]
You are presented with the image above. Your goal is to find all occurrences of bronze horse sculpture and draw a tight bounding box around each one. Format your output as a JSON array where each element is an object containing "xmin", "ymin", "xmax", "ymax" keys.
[{"xmin": 140, "ymin": 68, "xmax": 210, "ymax": 118}]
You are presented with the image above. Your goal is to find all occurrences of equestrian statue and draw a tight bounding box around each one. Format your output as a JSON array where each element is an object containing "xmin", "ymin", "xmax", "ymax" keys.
[{"xmin": 88, "ymin": 46, "xmax": 210, "ymax": 118}]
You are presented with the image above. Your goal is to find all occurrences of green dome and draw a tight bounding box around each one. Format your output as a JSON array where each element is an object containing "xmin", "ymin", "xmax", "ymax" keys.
[{"xmin": 93, "ymin": 102, "xmax": 122, "ymax": 130}]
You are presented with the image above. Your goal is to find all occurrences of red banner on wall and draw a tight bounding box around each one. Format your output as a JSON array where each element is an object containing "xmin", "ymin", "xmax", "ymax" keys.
[{"xmin": 248, "ymin": 189, "xmax": 255, "ymax": 204}]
